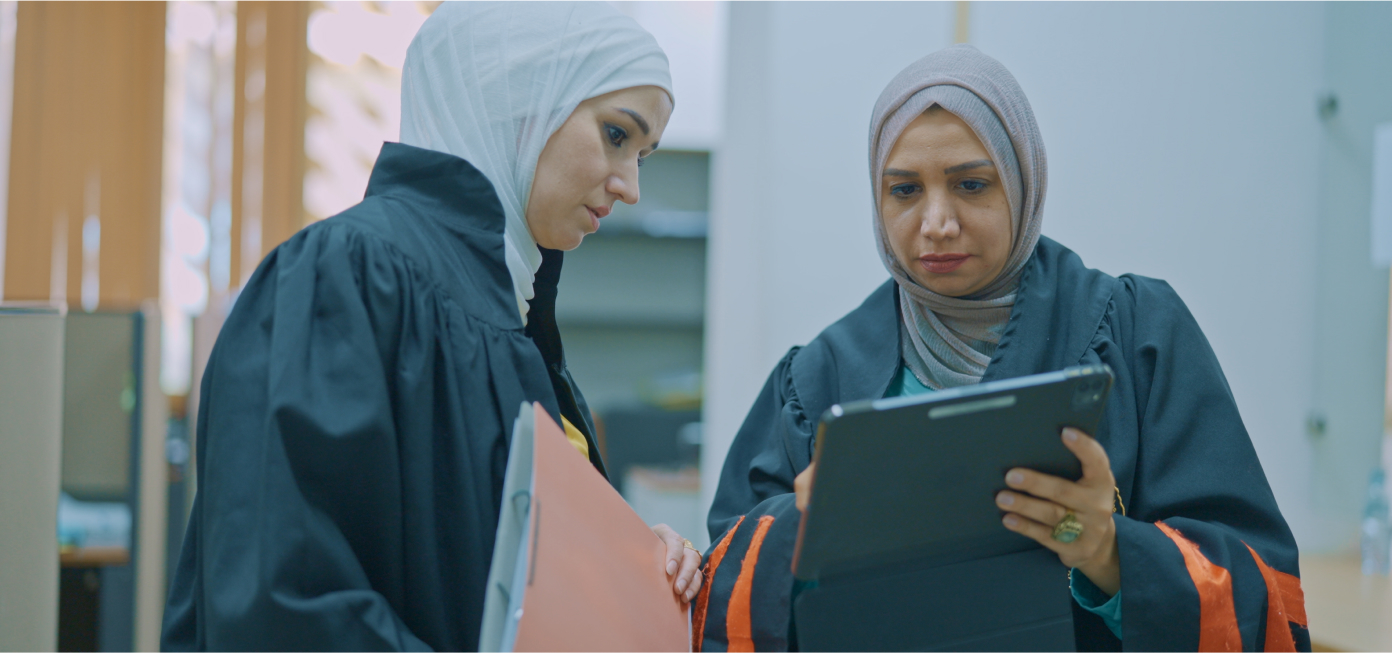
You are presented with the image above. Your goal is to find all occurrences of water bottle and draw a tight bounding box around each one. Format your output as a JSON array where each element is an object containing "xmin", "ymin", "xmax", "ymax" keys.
[{"xmin": 1361, "ymin": 467, "xmax": 1391, "ymax": 575}]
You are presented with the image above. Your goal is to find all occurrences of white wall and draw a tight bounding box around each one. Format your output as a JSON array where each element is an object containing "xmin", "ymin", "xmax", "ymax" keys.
[
  {"xmin": 702, "ymin": 2, "xmax": 1363, "ymax": 552},
  {"xmin": 1309, "ymin": 1, "xmax": 1392, "ymax": 553},
  {"xmin": 0, "ymin": 309, "xmax": 65, "ymax": 652}
]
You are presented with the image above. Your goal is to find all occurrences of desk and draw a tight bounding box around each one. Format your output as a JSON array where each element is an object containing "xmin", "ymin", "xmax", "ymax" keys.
[
  {"xmin": 60, "ymin": 546, "xmax": 130, "ymax": 568},
  {"xmin": 58, "ymin": 546, "xmax": 132, "ymax": 652},
  {"xmin": 1302, "ymin": 553, "xmax": 1391, "ymax": 652}
]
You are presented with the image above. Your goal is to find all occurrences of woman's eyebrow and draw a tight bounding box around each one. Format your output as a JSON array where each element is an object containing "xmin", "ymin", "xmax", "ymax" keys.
[
  {"xmin": 618, "ymin": 108, "xmax": 650, "ymax": 135},
  {"xmin": 944, "ymin": 159, "xmax": 993, "ymax": 175},
  {"xmin": 884, "ymin": 168, "xmax": 919, "ymax": 178}
]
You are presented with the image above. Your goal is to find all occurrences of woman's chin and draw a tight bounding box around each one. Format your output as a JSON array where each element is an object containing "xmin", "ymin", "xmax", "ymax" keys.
[
  {"xmin": 537, "ymin": 230, "xmax": 586, "ymax": 252},
  {"xmin": 914, "ymin": 274, "xmax": 987, "ymax": 298}
]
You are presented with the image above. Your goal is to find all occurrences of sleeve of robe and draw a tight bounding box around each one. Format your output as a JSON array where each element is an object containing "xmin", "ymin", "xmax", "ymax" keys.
[
  {"xmin": 162, "ymin": 221, "xmax": 544, "ymax": 651},
  {"xmin": 1109, "ymin": 276, "xmax": 1308, "ymax": 653},
  {"xmin": 694, "ymin": 350, "xmax": 812, "ymax": 652}
]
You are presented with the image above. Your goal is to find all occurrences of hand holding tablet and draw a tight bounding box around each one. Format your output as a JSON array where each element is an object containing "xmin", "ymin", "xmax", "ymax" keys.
[
  {"xmin": 997, "ymin": 426, "xmax": 1122, "ymax": 596},
  {"xmin": 788, "ymin": 365, "xmax": 1116, "ymax": 651}
]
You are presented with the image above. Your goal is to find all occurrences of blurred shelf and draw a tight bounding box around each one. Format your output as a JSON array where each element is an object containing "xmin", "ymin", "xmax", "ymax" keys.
[
  {"xmin": 557, "ymin": 327, "xmax": 704, "ymax": 412},
  {"xmin": 557, "ymin": 236, "xmax": 706, "ymax": 328},
  {"xmin": 602, "ymin": 149, "xmax": 709, "ymax": 237},
  {"xmin": 627, "ymin": 466, "xmax": 701, "ymax": 494},
  {"xmin": 623, "ymin": 465, "xmax": 703, "ymax": 545},
  {"xmin": 0, "ymin": 302, "xmax": 65, "ymax": 314},
  {"xmin": 557, "ymin": 147, "xmax": 710, "ymax": 419},
  {"xmin": 646, "ymin": 143, "xmax": 715, "ymax": 155},
  {"xmin": 557, "ymin": 313, "xmax": 704, "ymax": 329},
  {"xmin": 59, "ymin": 546, "xmax": 130, "ymax": 568},
  {"xmin": 591, "ymin": 211, "xmax": 707, "ymax": 239},
  {"xmin": 1302, "ymin": 552, "xmax": 1391, "ymax": 652}
]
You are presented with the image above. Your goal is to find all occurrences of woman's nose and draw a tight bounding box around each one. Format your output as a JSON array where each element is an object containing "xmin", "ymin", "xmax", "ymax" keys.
[
  {"xmin": 920, "ymin": 192, "xmax": 959, "ymax": 240},
  {"xmin": 607, "ymin": 165, "xmax": 641, "ymax": 205}
]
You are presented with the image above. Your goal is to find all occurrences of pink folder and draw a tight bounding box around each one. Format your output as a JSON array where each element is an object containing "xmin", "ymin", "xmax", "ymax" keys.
[{"xmin": 511, "ymin": 402, "xmax": 690, "ymax": 651}]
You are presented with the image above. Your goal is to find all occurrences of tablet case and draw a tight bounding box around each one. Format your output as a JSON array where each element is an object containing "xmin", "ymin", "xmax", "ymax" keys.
[{"xmin": 792, "ymin": 365, "xmax": 1113, "ymax": 652}]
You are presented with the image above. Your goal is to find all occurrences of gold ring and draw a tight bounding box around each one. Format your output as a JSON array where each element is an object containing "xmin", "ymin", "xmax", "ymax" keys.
[
  {"xmin": 682, "ymin": 538, "xmax": 698, "ymax": 553},
  {"xmin": 1051, "ymin": 511, "xmax": 1084, "ymax": 543}
]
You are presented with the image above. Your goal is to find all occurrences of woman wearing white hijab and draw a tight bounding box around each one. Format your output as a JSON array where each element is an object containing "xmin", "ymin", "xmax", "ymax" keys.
[
  {"xmin": 162, "ymin": 4, "xmax": 702, "ymax": 650},
  {"xmin": 697, "ymin": 46, "xmax": 1305, "ymax": 652}
]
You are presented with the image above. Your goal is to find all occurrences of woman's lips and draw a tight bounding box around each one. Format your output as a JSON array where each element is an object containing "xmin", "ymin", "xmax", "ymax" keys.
[
  {"xmin": 919, "ymin": 253, "xmax": 969, "ymax": 274},
  {"xmin": 585, "ymin": 206, "xmax": 606, "ymax": 232}
]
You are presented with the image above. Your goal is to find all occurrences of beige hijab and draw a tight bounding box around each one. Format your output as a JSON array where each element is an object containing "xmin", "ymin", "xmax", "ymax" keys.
[{"xmin": 869, "ymin": 45, "xmax": 1047, "ymax": 389}]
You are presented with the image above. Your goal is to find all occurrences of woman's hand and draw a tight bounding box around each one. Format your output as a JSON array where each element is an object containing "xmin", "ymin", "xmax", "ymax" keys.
[
  {"xmin": 651, "ymin": 523, "xmax": 703, "ymax": 603},
  {"xmin": 794, "ymin": 462, "xmax": 816, "ymax": 512},
  {"xmin": 995, "ymin": 427, "xmax": 1121, "ymax": 596}
]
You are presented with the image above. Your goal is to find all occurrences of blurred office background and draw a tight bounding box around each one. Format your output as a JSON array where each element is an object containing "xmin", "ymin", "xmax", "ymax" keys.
[{"xmin": 1, "ymin": 2, "xmax": 1390, "ymax": 651}]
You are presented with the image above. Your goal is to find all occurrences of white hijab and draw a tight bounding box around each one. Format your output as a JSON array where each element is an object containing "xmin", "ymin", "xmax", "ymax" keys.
[{"xmin": 400, "ymin": 2, "xmax": 672, "ymax": 324}]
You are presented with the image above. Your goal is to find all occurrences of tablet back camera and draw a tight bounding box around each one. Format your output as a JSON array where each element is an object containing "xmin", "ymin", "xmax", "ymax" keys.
[{"xmin": 1071, "ymin": 378, "xmax": 1105, "ymax": 412}]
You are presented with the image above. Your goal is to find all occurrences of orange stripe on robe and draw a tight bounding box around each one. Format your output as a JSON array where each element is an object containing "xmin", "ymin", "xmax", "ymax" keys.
[
  {"xmin": 726, "ymin": 515, "xmax": 776, "ymax": 653},
  {"xmin": 692, "ymin": 516, "xmax": 744, "ymax": 653},
  {"xmin": 1243, "ymin": 543, "xmax": 1305, "ymax": 652},
  {"xmin": 1157, "ymin": 522, "xmax": 1243, "ymax": 652},
  {"xmin": 1274, "ymin": 570, "xmax": 1306, "ymax": 627}
]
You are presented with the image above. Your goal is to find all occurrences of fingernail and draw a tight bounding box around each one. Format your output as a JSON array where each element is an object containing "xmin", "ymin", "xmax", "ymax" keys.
[
  {"xmin": 997, "ymin": 492, "xmax": 1014, "ymax": 506},
  {"xmin": 677, "ymin": 579, "xmax": 687, "ymax": 593},
  {"xmin": 686, "ymin": 590, "xmax": 694, "ymax": 601},
  {"xmin": 1003, "ymin": 515, "xmax": 1019, "ymax": 528},
  {"xmin": 1006, "ymin": 471, "xmax": 1025, "ymax": 486},
  {"xmin": 667, "ymin": 561, "xmax": 677, "ymax": 575},
  {"xmin": 1063, "ymin": 429, "xmax": 1079, "ymax": 442}
]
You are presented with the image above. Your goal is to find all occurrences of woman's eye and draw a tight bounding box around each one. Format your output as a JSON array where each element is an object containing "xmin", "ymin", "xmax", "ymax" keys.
[
  {"xmin": 890, "ymin": 183, "xmax": 919, "ymax": 198},
  {"xmin": 606, "ymin": 124, "xmax": 627, "ymax": 147},
  {"xmin": 959, "ymin": 179, "xmax": 987, "ymax": 193}
]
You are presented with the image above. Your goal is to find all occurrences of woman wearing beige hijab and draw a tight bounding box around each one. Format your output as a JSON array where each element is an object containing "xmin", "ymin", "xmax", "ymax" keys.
[{"xmin": 696, "ymin": 45, "xmax": 1306, "ymax": 652}]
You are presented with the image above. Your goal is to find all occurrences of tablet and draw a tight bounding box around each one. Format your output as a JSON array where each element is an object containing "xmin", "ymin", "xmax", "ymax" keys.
[{"xmin": 792, "ymin": 364, "xmax": 1113, "ymax": 582}]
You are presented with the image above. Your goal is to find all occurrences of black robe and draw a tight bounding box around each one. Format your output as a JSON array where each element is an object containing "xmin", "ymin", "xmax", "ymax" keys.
[
  {"xmin": 162, "ymin": 143, "xmax": 603, "ymax": 651},
  {"xmin": 695, "ymin": 236, "xmax": 1309, "ymax": 652}
]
